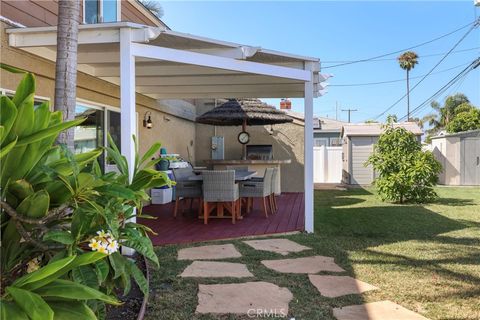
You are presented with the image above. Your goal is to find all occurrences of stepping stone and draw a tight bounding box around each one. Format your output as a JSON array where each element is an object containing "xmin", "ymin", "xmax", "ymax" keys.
[
  {"xmin": 180, "ymin": 261, "xmax": 253, "ymax": 278},
  {"xmin": 243, "ymin": 238, "xmax": 311, "ymax": 256},
  {"xmin": 308, "ymin": 275, "xmax": 378, "ymax": 298},
  {"xmin": 196, "ymin": 281, "xmax": 293, "ymax": 315},
  {"xmin": 333, "ymin": 301, "xmax": 429, "ymax": 320},
  {"xmin": 261, "ymin": 255, "xmax": 345, "ymax": 274},
  {"xmin": 177, "ymin": 244, "xmax": 242, "ymax": 260}
]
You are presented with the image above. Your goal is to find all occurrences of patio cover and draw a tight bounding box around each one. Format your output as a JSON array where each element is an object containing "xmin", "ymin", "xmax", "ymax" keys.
[{"xmin": 7, "ymin": 22, "xmax": 330, "ymax": 233}]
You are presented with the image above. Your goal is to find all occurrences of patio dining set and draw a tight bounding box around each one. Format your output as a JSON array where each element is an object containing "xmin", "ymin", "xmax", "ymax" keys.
[{"xmin": 172, "ymin": 165, "xmax": 279, "ymax": 224}]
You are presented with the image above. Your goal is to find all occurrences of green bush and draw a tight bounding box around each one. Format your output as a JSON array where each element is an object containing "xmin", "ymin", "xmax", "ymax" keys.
[
  {"xmin": 366, "ymin": 120, "xmax": 442, "ymax": 203},
  {"xmin": 1, "ymin": 67, "xmax": 170, "ymax": 319}
]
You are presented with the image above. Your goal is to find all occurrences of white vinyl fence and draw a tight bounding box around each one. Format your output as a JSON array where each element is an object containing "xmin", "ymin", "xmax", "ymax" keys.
[{"xmin": 313, "ymin": 146, "xmax": 342, "ymax": 183}]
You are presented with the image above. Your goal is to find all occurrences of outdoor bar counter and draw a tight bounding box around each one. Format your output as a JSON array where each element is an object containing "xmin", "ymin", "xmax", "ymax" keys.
[{"xmin": 204, "ymin": 159, "xmax": 291, "ymax": 194}]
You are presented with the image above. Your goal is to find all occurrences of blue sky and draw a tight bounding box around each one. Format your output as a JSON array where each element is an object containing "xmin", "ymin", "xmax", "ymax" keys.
[{"xmin": 161, "ymin": 1, "xmax": 480, "ymax": 123}]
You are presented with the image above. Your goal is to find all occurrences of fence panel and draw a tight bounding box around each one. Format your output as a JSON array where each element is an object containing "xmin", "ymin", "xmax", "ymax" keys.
[{"xmin": 314, "ymin": 146, "xmax": 342, "ymax": 183}]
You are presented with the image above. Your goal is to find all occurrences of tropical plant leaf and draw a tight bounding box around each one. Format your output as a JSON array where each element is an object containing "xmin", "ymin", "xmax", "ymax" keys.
[
  {"xmin": 0, "ymin": 63, "xmax": 27, "ymax": 74},
  {"xmin": 72, "ymin": 265, "xmax": 99, "ymax": 289},
  {"xmin": 12, "ymin": 255, "xmax": 76, "ymax": 288},
  {"xmin": 6, "ymin": 287, "xmax": 53, "ymax": 320},
  {"xmin": 122, "ymin": 229, "xmax": 159, "ymax": 267},
  {"xmin": 12, "ymin": 73, "xmax": 35, "ymax": 107},
  {"xmin": 43, "ymin": 230, "xmax": 74, "ymax": 245},
  {"xmin": 139, "ymin": 141, "xmax": 161, "ymax": 168},
  {"xmin": 34, "ymin": 279, "xmax": 121, "ymax": 305},
  {"xmin": 0, "ymin": 300, "xmax": 29, "ymax": 320},
  {"xmin": 0, "ymin": 137, "xmax": 17, "ymax": 159},
  {"xmin": 127, "ymin": 260, "xmax": 148, "ymax": 296},
  {"xmin": 95, "ymin": 184, "xmax": 136, "ymax": 200},
  {"xmin": 95, "ymin": 259, "xmax": 110, "ymax": 284},
  {"xmin": 0, "ymin": 96, "xmax": 18, "ymax": 145},
  {"xmin": 49, "ymin": 302, "xmax": 97, "ymax": 320}
]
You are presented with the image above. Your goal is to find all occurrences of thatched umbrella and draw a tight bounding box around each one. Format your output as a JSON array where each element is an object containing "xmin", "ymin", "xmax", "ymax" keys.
[{"xmin": 196, "ymin": 99, "xmax": 293, "ymax": 159}]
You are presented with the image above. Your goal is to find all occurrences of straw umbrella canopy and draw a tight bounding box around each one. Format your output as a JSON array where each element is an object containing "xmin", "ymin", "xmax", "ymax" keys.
[
  {"xmin": 196, "ymin": 98, "xmax": 293, "ymax": 126},
  {"xmin": 196, "ymin": 99, "xmax": 293, "ymax": 159}
]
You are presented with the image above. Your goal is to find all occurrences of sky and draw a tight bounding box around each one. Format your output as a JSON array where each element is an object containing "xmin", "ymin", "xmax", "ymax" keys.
[{"xmin": 160, "ymin": 1, "xmax": 480, "ymax": 123}]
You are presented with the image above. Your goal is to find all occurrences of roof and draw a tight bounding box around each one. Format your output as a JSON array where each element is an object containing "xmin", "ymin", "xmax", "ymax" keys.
[
  {"xmin": 430, "ymin": 129, "xmax": 480, "ymax": 139},
  {"xmin": 7, "ymin": 22, "xmax": 326, "ymax": 99},
  {"xmin": 342, "ymin": 122, "xmax": 423, "ymax": 137},
  {"xmin": 316, "ymin": 117, "xmax": 346, "ymax": 132},
  {"xmin": 196, "ymin": 99, "xmax": 293, "ymax": 126}
]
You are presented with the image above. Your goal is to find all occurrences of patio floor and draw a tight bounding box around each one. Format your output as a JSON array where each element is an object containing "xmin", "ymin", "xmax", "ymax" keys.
[{"xmin": 140, "ymin": 192, "xmax": 305, "ymax": 245}]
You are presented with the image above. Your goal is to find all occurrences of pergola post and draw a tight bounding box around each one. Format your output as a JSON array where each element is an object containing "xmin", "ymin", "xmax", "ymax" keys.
[
  {"xmin": 120, "ymin": 27, "xmax": 136, "ymax": 255},
  {"xmin": 304, "ymin": 62, "xmax": 315, "ymax": 233}
]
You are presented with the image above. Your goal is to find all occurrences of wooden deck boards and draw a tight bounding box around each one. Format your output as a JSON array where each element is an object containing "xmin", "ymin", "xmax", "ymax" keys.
[{"xmin": 140, "ymin": 193, "xmax": 305, "ymax": 246}]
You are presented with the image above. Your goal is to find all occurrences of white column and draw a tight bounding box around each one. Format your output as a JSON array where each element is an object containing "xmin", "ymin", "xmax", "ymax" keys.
[
  {"xmin": 304, "ymin": 62, "xmax": 314, "ymax": 233},
  {"xmin": 120, "ymin": 27, "xmax": 136, "ymax": 255}
]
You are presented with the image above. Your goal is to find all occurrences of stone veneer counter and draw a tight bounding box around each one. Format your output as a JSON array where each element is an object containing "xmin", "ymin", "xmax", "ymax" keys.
[{"xmin": 204, "ymin": 159, "xmax": 292, "ymax": 194}]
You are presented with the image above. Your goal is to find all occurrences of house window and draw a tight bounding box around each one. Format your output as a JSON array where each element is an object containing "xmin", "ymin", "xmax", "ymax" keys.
[
  {"xmin": 1, "ymin": 88, "xmax": 49, "ymax": 107},
  {"xmin": 84, "ymin": 0, "xmax": 119, "ymax": 24}
]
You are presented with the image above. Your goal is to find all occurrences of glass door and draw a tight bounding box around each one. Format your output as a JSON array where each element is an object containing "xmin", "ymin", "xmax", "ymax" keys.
[{"xmin": 74, "ymin": 104, "xmax": 104, "ymax": 154}]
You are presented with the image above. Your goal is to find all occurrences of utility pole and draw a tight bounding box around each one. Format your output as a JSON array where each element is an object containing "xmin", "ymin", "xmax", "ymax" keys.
[
  {"xmin": 335, "ymin": 101, "xmax": 339, "ymax": 120},
  {"xmin": 342, "ymin": 108, "xmax": 358, "ymax": 123}
]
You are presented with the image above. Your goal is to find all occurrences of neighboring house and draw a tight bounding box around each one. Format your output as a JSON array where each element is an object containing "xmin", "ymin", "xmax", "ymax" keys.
[
  {"xmin": 314, "ymin": 117, "xmax": 346, "ymax": 147},
  {"xmin": 341, "ymin": 122, "xmax": 423, "ymax": 185},
  {"xmin": 431, "ymin": 130, "xmax": 480, "ymax": 186}
]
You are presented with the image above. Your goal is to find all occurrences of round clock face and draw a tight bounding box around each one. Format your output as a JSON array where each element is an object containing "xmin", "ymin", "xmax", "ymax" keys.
[{"xmin": 238, "ymin": 131, "xmax": 250, "ymax": 144}]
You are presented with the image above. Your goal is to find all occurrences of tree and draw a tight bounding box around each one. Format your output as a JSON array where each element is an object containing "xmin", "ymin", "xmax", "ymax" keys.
[
  {"xmin": 54, "ymin": 0, "xmax": 80, "ymax": 149},
  {"xmin": 140, "ymin": 0, "xmax": 164, "ymax": 18},
  {"xmin": 446, "ymin": 107, "xmax": 480, "ymax": 133},
  {"xmin": 422, "ymin": 93, "xmax": 473, "ymax": 138},
  {"xmin": 366, "ymin": 118, "xmax": 442, "ymax": 203},
  {"xmin": 398, "ymin": 51, "xmax": 419, "ymax": 121}
]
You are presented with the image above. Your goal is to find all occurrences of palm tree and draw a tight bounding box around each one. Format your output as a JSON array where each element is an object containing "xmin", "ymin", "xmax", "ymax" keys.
[
  {"xmin": 398, "ymin": 51, "xmax": 419, "ymax": 121},
  {"xmin": 54, "ymin": 0, "xmax": 80, "ymax": 149},
  {"xmin": 140, "ymin": 0, "xmax": 164, "ymax": 18}
]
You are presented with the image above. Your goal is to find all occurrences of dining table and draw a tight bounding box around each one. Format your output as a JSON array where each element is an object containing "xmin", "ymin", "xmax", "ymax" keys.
[{"xmin": 188, "ymin": 170, "xmax": 258, "ymax": 219}]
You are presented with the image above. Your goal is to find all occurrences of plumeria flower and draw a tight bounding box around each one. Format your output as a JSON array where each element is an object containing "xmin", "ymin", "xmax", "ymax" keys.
[
  {"xmin": 26, "ymin": 257, "xmax": 40, "ymax": 273},
  {"xmin": 88, "ymin": 238, "xmax": 101, "ymax": 251},
  {"xmin": 97, "ymin": 245, "xmax": 108, "ymax": 254},
  {"xmin": 106, "ymin": 239, "xmax": 119, "ymax": 254},
  {"xmin": 96, "ymin": 230, "xmax": 110, "ymax": 239}
]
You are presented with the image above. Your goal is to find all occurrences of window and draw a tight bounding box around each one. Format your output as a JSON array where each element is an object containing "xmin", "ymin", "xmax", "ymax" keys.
[
  {"xmin": 330, "ymin": 137, "xmax": 343, "ymax": 146},
  {"xmin": 1, "ymin": 88, "xmax": 49, "ymax": 107},
  {"xmin": 74, "ymin": 101, "xmax": 121, "ymax": 171},
  {"xmin": 84, "ymin": 0, "xmax": 119, "ymax": 24}
]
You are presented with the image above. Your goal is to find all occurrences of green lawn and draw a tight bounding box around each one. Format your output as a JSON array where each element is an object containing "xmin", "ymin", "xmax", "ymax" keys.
[{"xmin": 146, "ymin": 187, "xmax": 480, "ymax": 319}]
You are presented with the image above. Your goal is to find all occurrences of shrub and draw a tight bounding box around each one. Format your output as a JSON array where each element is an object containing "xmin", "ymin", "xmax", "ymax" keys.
[
  {"xmin": 1, "ymin": 67, "xmax": 170, "ymax": 319},
  {"xmin": 366, "ymin": 120, "xmax": 442, "ymax": 203}
]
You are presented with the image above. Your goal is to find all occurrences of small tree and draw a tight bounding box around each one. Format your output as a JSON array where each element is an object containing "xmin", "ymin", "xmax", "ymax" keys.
[
  {"xmin": 446, "ymin": 105, "xmax": 480, "ymax": 133},
  {"xmin": 366, "ymin": 119, "xmax": 442, "ymax": 203}
]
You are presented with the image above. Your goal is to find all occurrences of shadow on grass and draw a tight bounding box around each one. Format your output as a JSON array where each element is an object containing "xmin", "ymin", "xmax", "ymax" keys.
[{"xmin": 433, "ymin": 197, "xmax": 475, "ymax": 206}]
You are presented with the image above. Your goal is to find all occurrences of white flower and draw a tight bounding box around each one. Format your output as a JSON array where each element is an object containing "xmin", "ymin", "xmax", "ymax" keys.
[
  {"xmin": 26, "ymin": 257, "xmax": 40, "ymax": 273},
  {"xmin": 96, "ymin": 230, "xmax": 110, "ymax": 239},
  {"xmin": 106, "ymin": 239, "xmax": 119, "ymax": 254},
  {"xmin": 88, "ymin": 238, "xmax": 102, "ymax": 251}
]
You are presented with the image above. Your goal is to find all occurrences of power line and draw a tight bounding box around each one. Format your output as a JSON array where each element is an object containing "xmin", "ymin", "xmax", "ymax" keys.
[
  {"xmin": 329, "ymin": 63, "xmax": 470, "ymax": 87},
  {"xmin": 322, "ymin": 20, "xmax": 477, "ymax": 69},
  {"xmin": 397, "ymin": 58, "xmax": 479, "ymax": 121},
  {"xmin": 322, "ymin": 47, "xmax": 480, "ymax": 64},
  {"xmin": 371, "ymin": 22, "xmax": 479, "ymax": 121}
]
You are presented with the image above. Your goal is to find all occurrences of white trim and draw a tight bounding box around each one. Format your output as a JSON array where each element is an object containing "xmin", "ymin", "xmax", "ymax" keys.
[
  {"xmin": 304, "ymin": 62, "xmax": 315, "ymax": 233},
  {"xmin": 1, "ymin": 88, "xmax": 50, "ymax": 102},
  {"xmin": 131, "ymin": 43, "xmax": 312, "ymax": 82}
]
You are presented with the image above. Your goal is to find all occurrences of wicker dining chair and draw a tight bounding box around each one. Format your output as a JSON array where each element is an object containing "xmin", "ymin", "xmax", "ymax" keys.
[
  {"xmin": 239, "ymin": 167, "xmax": 274, "ymax": 217},
  {"xmin": 172, "ymin": 166, "xmax": 203, "ymax": 218},
  {"xmin": 202, "ymin": 170, "xmax": 240, "ymax": 224},
  {"xmin": 226, "ymin": 165, "xmax": 249, "ymax": 172}
]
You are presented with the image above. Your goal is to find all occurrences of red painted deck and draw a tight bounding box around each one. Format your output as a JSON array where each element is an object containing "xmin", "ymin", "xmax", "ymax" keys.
[{"xmin": 140, "ymin": 192, "xmax": 305, "ymax": 246}]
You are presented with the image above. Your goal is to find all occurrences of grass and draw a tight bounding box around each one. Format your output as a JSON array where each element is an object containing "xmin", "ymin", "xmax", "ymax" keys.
[{"xmin": 146, "ymin": 187, "xmax": 480, "ymax": 319}]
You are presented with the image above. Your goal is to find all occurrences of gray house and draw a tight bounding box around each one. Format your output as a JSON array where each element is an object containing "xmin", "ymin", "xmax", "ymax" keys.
[
  {"xmin": 341, "ymin": 122, "xmax": 423, "ymax": 185},
  {"xmin": 313, "ymin": 117, "xmax": 346, "ymax": 147},
  {"xmin": 431, "ymin": 129, "xmax": 480, "ymax": 186}
]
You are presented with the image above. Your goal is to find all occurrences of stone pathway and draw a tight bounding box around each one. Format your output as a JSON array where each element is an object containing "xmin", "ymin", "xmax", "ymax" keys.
[
  {"xmin": 180, "ymin": 261, "xmax": 253, "ymax": 278},
  {"xmin": 177, "ymin": 244, "xmax": 242, "ymax": 260},
  {"xmin": 333, "ymin": 300, "xmax": 430, "ymax": 320},
  {"xmin": 262, "ymin": 255, "xmax": 345, "ymax": 273},
  {"xmin": 196, "ymin": 281, "xmax": 293, "ymax": 315},
  {"xmin": 175, "ymin": 238, "xmax": 429, "ymax": 319},
  {"xmin": 308, "ymin": 275, "xmax": 378, "ymax": 298},
  {"xmin": 243, "ymin": 238, "xmax": 311, "ymax": 256}
]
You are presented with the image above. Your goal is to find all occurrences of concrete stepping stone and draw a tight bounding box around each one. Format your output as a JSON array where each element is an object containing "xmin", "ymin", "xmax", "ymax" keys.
[
  {"xmin": 243, "ymin": 238, "xmax": 311, "ymax": 256},
  {"xmin": 180, "ymin": 261, "xmax": 254, "ymax": 278},
  {"xmin": 333, "ymin": 301, "xmax": 429, "ymax": 320},
  {"xmin": 177, "ymin": 244, "xmax": 242, "ymax": 260},
  {"xmin": 261, "ymin": 255, "xmax": 345, "ymax": 274},
  {"xmin": 308, "ymin": 275, "xmax": 378, "ymax": 298},
  {"xmin": 196, "ymin": 281, "xmax": 293, "ymax": 315}
]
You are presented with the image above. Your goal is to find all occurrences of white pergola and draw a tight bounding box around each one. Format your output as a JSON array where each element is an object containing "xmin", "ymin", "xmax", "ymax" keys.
[{"xmin": 7, "ymin": 22, "xmax": 329, "ymax": 233}]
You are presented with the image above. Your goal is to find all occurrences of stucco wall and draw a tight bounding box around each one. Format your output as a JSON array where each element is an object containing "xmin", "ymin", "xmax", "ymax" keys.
[
  {"xmin": 432, "ymin": 136, "xmax": 461, "ymax": 185},
  {"xmin": 194, "ymin": 100, "xmax": 305, "ymax": 193},
  {"xmin": 0, "ymin": 22, "xmax": 196, "ymax": 162}
]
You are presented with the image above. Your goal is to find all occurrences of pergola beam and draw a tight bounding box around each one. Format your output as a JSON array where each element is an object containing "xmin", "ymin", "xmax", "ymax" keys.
[
  {"xmin": 131, "ymin": 43, "xmax": 312, "ymax": 82},
  {"xmin": 145, "ymin": 91, "xmax": 306, "ymax": 99}
]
